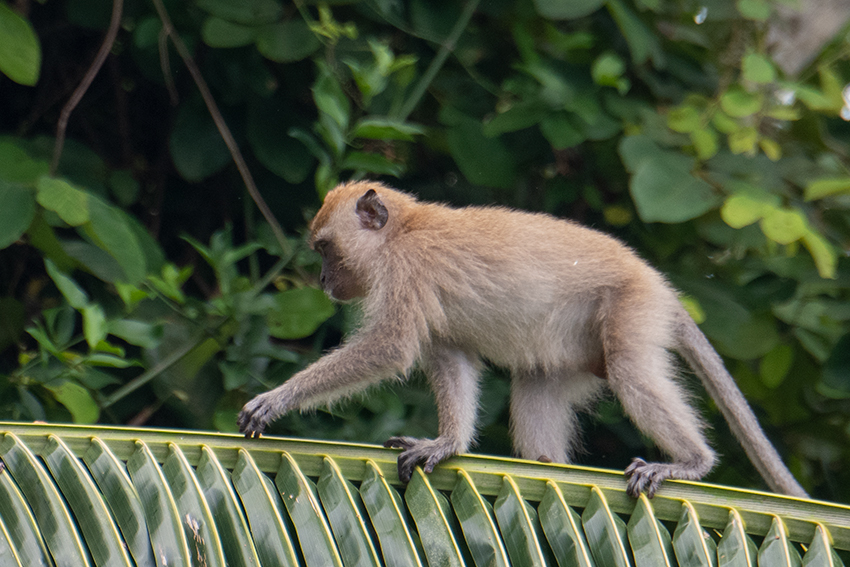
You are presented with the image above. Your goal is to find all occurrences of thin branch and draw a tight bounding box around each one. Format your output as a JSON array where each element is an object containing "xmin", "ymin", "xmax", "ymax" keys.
[
  {"xmin": 51, "ymin": 0, "xmax": 124, "ymax": 175},
  {"xmin": 158, "ymin": 25, "xmax": 179, "ymax": 105},
  {"xmin": 150, "ymin": 0, "xmax": 292, "ymax": 259},
  {"xmin": 396, "ymin": 0, "xmax": 481, "ymax": 121}
]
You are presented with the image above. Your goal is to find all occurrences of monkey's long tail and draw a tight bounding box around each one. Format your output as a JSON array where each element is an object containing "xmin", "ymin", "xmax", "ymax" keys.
[{"xmin": 675, "ymin": 310, "xmax": 809, "ymax": 498}]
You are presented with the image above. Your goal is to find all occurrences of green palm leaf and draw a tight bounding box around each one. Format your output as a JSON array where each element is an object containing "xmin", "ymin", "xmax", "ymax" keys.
[{"xmin": 1, "ymin": 422, "xmax": 849, "ymax": 567}]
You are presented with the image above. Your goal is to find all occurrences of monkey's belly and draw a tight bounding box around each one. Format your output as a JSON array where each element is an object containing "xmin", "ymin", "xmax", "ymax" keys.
[{"xmin": 441, "ymin": 296, "xmax": 604, "ymax": 373}]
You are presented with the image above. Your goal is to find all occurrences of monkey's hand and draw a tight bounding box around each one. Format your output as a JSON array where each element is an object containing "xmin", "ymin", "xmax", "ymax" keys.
[
  {"xmin": 384, "ymin": 436, "xmax": 459, "ymax": 483},
  {"xmin": 238, "ymin": 391, "xmax": 288, "ymax": 439}
]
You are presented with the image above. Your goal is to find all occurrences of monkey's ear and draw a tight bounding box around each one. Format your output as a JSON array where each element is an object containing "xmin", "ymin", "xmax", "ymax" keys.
[{"xmin": 355, "ymin": 189, "xmax": 389, "ymax": 230}]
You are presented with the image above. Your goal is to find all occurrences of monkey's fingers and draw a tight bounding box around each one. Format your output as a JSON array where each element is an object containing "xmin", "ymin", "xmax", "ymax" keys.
[
  {"xmin": 624, "ymin": 458, "xmax": 664, "ymax": 498},
  {"xmin": 237, "ymin": 409, "xmax": 266, "ymax": 439}
]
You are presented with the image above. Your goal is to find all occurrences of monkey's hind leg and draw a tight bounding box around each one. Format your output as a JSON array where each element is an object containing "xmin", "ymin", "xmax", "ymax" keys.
[
  {"xmin": 602, "ymin": 296, "xmax": 716, "ymax": 497},
  {"xmin": 385, "ymin": 346, "xmax": 481, "ymax": 483},
  {"xmin": 509, "ymin": 369, "xmax": 604, "ymax": 465}
]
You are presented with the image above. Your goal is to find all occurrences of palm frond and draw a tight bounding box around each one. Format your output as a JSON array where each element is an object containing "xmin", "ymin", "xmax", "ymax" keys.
[{"xmin": 0, "ymin": 422, "xmax": 847, "ymax": 567}]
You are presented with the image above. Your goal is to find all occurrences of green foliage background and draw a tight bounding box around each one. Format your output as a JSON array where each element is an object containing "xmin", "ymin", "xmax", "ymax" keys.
[{"xmin": 1, "ymin": 0, "xmax": 849, "ymax": 501}]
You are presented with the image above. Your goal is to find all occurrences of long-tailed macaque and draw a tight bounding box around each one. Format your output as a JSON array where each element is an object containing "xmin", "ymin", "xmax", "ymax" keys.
[{"xmin": 238, "ymin": 181, "xmax": 807, "ymax": 498}]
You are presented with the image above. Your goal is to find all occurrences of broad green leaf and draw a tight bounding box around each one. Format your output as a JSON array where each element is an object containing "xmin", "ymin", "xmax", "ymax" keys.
[
  {"xmin": 720, "ymin": 87, "xmax": 762, "ymax": 118},
  {"xmin": 742, "ymin": 52, "xmax": 776, "ymax": 84},
  {"xmin": 0, "ymin": 516, "xmax": 21, "ymax": 566},
  {"xmin": 0, "ymin": 181, "xmax": 34, "ymax": 249},
  {"xmin": 712, "ymin": 110, "xmax": 739, "ymax": 134},
  {"xmin": 405, "ymin": 469, "xmax": 464, "ymax": 567},
  {"xmin": 759, "ymin": 208, "xmax": 807, "ymax": 245},
  {"xmin": 494, "ymin": 475, "xmax": 547, "ymax": 566},
  {"xmin": 627, "ymin": 494, "xmax": 675, "ymax": 567},
  {"xmin": 44, "ymin": 381, "xmax": 99, "ymax": 424},
  {"xmin": 352, "ymin": 117, "xmax": 425, "ymax": 141},
  {"xmin": 41, "ymin": 436, "xmax": 133, "ymax": 567},
  {"xmin": 275, "ymin": 452, "xmax": 344, "ymax": 567},
  {"xmin": 618, "ymin": 134, "xmax": 667, "ymax": 173},
  {"xmin": 126, "ymin": 441, "xmax": 192, "ymax": 566},
  {"xmin": 728, "ymin": 127, "xmax": 759, "ymax": 155},
  {"xmin": 759, "ymin": 344, "xmax": 794, "ymax": 389},
  {"xmin": 720, "ymin": 193, "xmax": 777, "ymax": 229},
  {"xmin": 716, "ymin": 509, "xmax": 758, "ymax": 566},
  {"xmin": 804, "ymin": 177, "xmax": 850, "ymax": 201},
  {"xmin": 359, "ymin": 461, "xmax": 424, "ymax": 567},
  {"xmin": 83, "ymin": 438, "xmax": 157, "ymax": 567},
  {"xmin": 446, "ymin": 115, "xmax": 517, "ymax": 189},
  {"xmin": 540, "ymin": 112, "xmax": 585, "ymax": 149},
  {"xmin": 582, "ymin": 487, "xmax": 630, "ymax": 567},
  {"xmin": 107, "ymin": 319, "xmax": 162, "ymax": 349},
  {"xmin": 0, "ymin": 138, "xmax": 49, "ymax": 184},
  {"xmin": 202, "ymin": 17, "xmax": 258, "ymax": 48},
  {"xmin": 450, "ymin": 470, "xmax": 510, "ymax": 567},
  {"xmin": 630, "ymin": 156, "xmax": 721, "ymax": 223},
  {"xmin": 162, "ymin": 445, "xmax": 227, "ymax": 567},
  {"xmin": 802, "ymin": 524, "xmax": 844, "ymax": 566},
  {"xmin": 795, "ymin": 85, "xmax": 835, "ymax": 111},
  {"xmin": 267, "ymin": 287, "xmax": 335, "ymax": 339},
  {"xmin": 62, "ymin": 240, "xmax": 125, "ymax": 283},
  {"xmin": 36, "ymin": 177, "xmax": 89, "ymax": 226},
  {"xmin": 0, "ymin": 439, "xmax": 53, "ymax": 566},
  {"xmin": 736, "ymin": 0, "xmax": 771, "ymax": 20},
  {"xmin": 532, "ymin": 0, "xmax": 605, "ymax": 19},
  {"xmin": 672, "ymin": 501, "xmax": 717, "ymax": 567},
  {"xmin": 195, "ymin": 0, "xmax": 282, "ymax": 25},
  {"xmin": 691, "ymin": 128, "xmax": 719, "ymax": 160},
  {"xmin": 195, "ymin": 446, "xmax": 262, "ymax": 567},
  {"xmin": 44, "ymin": 259, "xmax": 88, "ymax": 309},
  {"xmin": 256, "ymin": 21, "xmax": 322, "ymax": 63},
  {"xmin": 801, "ymin": 229, "xmax": 837, "ymax": 279},
  {"xmin": 606, "ymin": 0, "xmax": 663, "ymax": 65},
  {"xmin": 538, "ymin": 482, "xmax": 593, "ymax": 567},
  {"xmin": 317, "ymin": 458, "xmax": 381, "ymax": 567},
  {"xmin": 686, "ymin": 282, "xmax": 780, "ymax": 359},
  {"xmin": 668, "ymin": 105, "xmax": 703, "ymax": 133},
  {"xmin": 82, "ymin": 304, "xmax": 107, "ymax": 348},
  {"xmin": 83, "ymin": 196, "xmax": 147, "ymax": 283},
  {"xmin": 483, "ymin": 101, "xmax": 548, "ymax": 137},
  {"xmin": 342, "ymin": 151, "xmax": 406, "ymax": 177},
  {"xmin": 591, "ymin": 52, "xmax": 627, "ymax": 90},
  {"xmin": 757, "ymin": 516, "xmax": 801, "ymax": 566},
  {"xmin": 314, "ymin": 64, "xmax": 351, "ymax": 131},
  {"xmin": 169, "ymin": 97, "xmax": 231, "ymax": 182},
  {"xmin": 248, "ymin": 99, "xmax": 313, "ymax": 184},
  {"xmin": 759, "ymin": 138, "xmax": 782, "ymax": 161},
  {"xmin": 0, "ymin": 3, "xmax": 41, "ymax": 85},
  {"xmin": 231, "ymin": 450, "xmax": 299, "ymax": 567},
  {"xmin": 0, "ymin": 433, "xmax": 91, "ymax": 566}
]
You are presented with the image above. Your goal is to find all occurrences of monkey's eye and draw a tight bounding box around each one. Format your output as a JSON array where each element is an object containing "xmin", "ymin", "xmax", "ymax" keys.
[{"xmin": 313, "ymin": 239, "xmax": 329, "ymax": 255}]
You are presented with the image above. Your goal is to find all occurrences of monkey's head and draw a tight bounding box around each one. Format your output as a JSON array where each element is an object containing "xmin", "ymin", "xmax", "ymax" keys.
[{"xmin": 309, "ymin": 182, "xmax": 402, "ymax": 302}]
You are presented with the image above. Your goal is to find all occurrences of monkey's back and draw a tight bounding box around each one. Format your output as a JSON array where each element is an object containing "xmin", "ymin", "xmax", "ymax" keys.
[{"xmin": 394, "ymin": 201, "xmax": 681, "ymax": 371}]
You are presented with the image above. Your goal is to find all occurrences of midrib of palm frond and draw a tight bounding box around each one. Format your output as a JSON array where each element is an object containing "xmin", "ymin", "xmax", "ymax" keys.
[{"xmin": 0, "ymin": 421, "xmax": 847, "ymax": 567}]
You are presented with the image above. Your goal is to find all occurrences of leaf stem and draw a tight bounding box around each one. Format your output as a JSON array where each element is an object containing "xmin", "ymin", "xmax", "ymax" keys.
[
  {"xmin": 51, "ymin": 0, "xmax": 124, "ymax": 175},
  {"xmin": 396, "ymin": 0, "xmax": 481, "ymax": 121},
  {"xmin": 150, "ymin": 0, "xmax": 292, "ymax": 260}
]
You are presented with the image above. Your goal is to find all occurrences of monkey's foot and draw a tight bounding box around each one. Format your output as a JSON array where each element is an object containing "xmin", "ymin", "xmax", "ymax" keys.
[
  {"xmin": 384, "ymin": 436, "xmax": 459, "ymax": 483},
  {"xmin": 237, "ymin": 392, "xmax": 281, "ymax": 439},
  {"xmin": 624, "ymin": 457, "xmax": 710, "ymax": 498}
]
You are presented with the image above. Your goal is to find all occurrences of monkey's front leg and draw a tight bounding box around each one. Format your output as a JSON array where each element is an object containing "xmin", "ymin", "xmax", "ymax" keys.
[
  {"xmin": 385, "ymin": 346, "xmax": 481, "ymax": 482},
  {"xmin": 239, "ymin": 333, "xmax": 415, "ymax": 438}
]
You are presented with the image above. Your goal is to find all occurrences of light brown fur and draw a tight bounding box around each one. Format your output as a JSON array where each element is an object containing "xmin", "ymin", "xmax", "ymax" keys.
[{"xmin": 239, "ymin": 181, "xmax": 807, "ymax": 498}]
